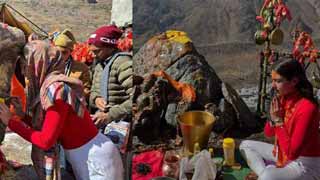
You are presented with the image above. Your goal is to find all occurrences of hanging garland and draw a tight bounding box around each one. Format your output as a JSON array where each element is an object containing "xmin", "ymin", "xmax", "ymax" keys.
[
  {"xmin": 256, "ymin": 0, "xmax": 291, "ymax": 28},
  {"xmin": 292, "ymin": 31, "xmax": 318, "ymax": 64},
  {"xmin": 117, "ymin": 28, "xmax": 132, "ymax": 52},
  {"xmin": 255, "ymin": 0, "xmax": 291, "ymax": 45},
  {"xmin": 71, "ymin": 42, "xmax": 94, "ymax": 64}
]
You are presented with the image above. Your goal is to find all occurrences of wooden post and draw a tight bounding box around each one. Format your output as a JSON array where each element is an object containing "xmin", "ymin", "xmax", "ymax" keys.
[
  {"xmin": 261, "ymin": 41, "xmax": 270, "ymax": 115},
  {"xmin": 257, "ymin": 51, "xmax": 264, "ymax": 115},
  {"xmin": 257, "ymin": 40, "xmax": 271, "ymax": 116}
]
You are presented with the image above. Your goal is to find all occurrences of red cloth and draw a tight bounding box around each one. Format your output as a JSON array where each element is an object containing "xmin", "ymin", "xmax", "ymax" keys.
[
  {"xmin": 8, "ymin": 100, "xmax": 98, "ymax": 150},
  {"xmin": 88, "ymin": 25, "xmax": 122, "ymax": 48},
  {"xmin": 132, "ymin": 150, "xmax": 164, "ymax": 180},
  {"xmin": 264, "ymin": 96, "xmax": 320, "ymax": 161}
]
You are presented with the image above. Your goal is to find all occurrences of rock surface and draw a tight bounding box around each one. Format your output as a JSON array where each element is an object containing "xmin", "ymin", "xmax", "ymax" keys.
[
  {"xmin": 0, "ymin": 24, "xmax": 26, "ymax": 144},
  {"xmin": 1, "ymin": 133, "xmax": 75, "ymax": 179},
  {"xmin": 133, "ymin": 31, "xmax": 260, "ymax": 143}
]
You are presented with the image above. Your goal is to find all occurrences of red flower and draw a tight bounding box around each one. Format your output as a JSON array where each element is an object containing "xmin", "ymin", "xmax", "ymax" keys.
[
  {"xmin": 292, "ymin": 31, "xmax": 319, "ymax": 64},
  {"xmin": 275, "ymin": 4, "xmax": 292, "ymax": 22},
  {"xmin": 256, "ymin": 16, "xmax": 265, "ymax": 23}
]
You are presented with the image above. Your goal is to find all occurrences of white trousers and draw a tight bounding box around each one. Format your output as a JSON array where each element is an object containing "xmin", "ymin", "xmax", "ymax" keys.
[
  {"xmin": 239, "ymin": 140, "xmax": 320, "ymax": 180},
  {"xmin": 64, "ymin": 133, "xmax": 124, "ymax": 180}
]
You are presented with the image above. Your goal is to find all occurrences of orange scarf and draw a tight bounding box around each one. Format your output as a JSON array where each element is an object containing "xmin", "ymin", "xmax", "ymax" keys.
[{"xmin": 273, "ymin": 94, "xmax": 300, "ymax": 167}]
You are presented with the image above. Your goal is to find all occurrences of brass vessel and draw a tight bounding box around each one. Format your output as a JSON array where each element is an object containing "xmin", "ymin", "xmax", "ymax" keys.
[
  {"xmin": 178, "ymin": 111, "xmax": 216, "ymax": 154},
  {"xmin": 269, "ymin": 27, "xmax": 284, "ymax": 45}
]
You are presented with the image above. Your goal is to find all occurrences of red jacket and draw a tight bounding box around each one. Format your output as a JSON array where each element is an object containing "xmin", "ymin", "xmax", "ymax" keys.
[
  {"xmin": 265, "ymin": 97, "xmax": 320, "ymax": 160},
  {"xmin": 9, "ymin": 100, "xmax": 98, "ymax": 150}
]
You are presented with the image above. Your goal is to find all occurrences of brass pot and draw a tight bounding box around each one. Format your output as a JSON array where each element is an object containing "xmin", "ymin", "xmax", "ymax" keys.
[
  {"xmin": 178, "ymin": 111, "xmax": 216, "ymax": 154},
  {"xmin": 254, "ymin": 30, "xmax": 268, "ymax": 45},
  {"xmin": 269, "ymin": 27, "xmax": 284, "ymax": 45}
]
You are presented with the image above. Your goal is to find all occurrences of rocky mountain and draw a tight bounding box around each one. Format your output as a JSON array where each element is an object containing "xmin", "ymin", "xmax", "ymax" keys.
[
  {"xmin": 134, "ymin": 0, "xmax": 320, "ymax": 87},
  {"xmin": 134, "ymin": 0, "xmax": 320, "ymax": 47}
]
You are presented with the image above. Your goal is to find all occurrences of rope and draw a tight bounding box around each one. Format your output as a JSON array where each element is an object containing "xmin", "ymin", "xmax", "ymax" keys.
[
  {"xmin": 3, "ymin": 3, "xmax": 48, "ymax": 37},
  {"xmin": 1, "ymin": 4, "xmax": 4, "ymax": 24}
]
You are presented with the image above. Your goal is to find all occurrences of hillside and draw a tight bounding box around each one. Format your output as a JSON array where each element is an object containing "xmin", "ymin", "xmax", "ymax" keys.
[
  {"xmin": 134, "ymin": 0, "xmax": 320, "ymax": 47},
  {"xmin": 2, "ymin": 0, "xmax": 111, "ymax": 41},
  {"xmin": 134, "ymin": 0, "xmax": 320, "ymax": 87}
]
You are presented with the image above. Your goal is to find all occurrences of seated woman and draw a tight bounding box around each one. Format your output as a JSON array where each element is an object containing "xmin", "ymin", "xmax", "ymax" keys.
[
  {"xmin": 240, "ymin": 59, "xmax": 320, "ymax": 180},
  {"xmin": 0, "ymin": 40, "xmax": 123, "ymax": 180}
]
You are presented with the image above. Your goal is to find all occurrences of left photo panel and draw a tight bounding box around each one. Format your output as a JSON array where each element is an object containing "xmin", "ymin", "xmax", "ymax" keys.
[{"xmin": 0, "ymin": 0, "xmax": 132, "ymax": 179}]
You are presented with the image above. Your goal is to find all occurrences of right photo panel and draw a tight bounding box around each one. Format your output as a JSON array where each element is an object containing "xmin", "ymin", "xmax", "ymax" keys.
[{"xmin": 132, "ymin": 0, "xmax": 320, "ymax": 180}]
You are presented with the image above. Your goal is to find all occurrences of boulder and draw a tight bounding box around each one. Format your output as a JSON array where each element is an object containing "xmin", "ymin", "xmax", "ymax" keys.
[
  {"xmin": 134, "ymin": 31, "xmax": 223, "ymax": 126},
  {"xmin": 221, "ymin": 83, "xmax": 258, "ymax": 130},
  {"xmin": 133, "ymin": 31, "xmax": 258, "ymax": 143},
  {"xmin": 0, "ymin": 24, "xmax": 26, "ymax": 143}
]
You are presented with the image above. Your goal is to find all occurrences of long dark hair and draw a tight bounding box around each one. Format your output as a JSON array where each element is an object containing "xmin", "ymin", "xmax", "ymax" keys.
[{"xmin": 272, "ymin": 59, "xmax": 317, "ymax": 105}]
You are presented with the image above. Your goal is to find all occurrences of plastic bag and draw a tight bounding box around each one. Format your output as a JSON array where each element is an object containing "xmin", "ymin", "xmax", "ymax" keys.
[{"xmin": 179, "ymin": 150, "xmax": 217, "ymax": 180}]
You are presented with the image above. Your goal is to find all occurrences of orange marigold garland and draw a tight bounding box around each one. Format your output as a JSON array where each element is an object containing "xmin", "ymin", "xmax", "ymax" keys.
[
  {"xmin": 117, "ymin": 29, "xmax": 132, "ymax": 52},
  {"xmin": 71, "ymin": 42, "xmax": 94, "ymax": 64}
]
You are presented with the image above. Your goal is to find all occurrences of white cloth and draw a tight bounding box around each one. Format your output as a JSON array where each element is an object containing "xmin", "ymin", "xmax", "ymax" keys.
[
  {"xmin": 110, "ymin": 0, "xmax": 132, "ymax": 27},
  {"xmin": 64, "ymin": 132, "xmax": 123, "ymax": 180},
  {"xmin": 180, "ymin": 150, "xmax": 217, "ymax": 180},
  {"xmin": 240, "ymin": 140, "xmax": 320, "ymax": 180}
]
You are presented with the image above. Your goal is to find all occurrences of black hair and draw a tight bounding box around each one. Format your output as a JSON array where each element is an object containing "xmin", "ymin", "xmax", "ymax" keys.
[{"xmin": 272, "ymin": 59, "xmax": 317, "ymax": 105}]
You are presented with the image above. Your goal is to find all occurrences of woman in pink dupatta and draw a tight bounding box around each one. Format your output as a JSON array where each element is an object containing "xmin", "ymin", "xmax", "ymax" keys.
[{"xmin": 0, "ymin": 40, "xmax": 123, "ymax": 180}]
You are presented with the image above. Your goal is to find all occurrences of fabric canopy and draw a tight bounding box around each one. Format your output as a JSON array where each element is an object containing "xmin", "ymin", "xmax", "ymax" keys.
[
  {"xmin": 0, "ymin": 3, "xmax": 47, "ymax": 39},
  {"xmin": 0, "ymin": 4, "xmax": 33, "ymax": 37}
]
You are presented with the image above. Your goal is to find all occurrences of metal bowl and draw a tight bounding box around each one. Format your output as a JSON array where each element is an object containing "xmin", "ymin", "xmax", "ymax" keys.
[{"xmin": 177, "ymin": 111, "xmax": 216, "ymax": 153}]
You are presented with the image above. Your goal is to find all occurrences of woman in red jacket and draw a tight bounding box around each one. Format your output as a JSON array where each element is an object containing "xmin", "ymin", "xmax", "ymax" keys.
[
  {"xmin": 240, "ymin": 59, "xmax": 320, "ymax": 180},
  {"xmin": 0, "ymin": 40, "xmax": 123, "ymax": 180}
]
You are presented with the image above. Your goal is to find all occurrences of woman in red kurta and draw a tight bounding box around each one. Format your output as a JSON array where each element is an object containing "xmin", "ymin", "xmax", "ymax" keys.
[
  {"xmin": 0, "ymin": 40, "xmax": 123, "ymax": 180},
  {"xmin": 240, "ymin": 59, "xmax": 320, "ymax": 180}
]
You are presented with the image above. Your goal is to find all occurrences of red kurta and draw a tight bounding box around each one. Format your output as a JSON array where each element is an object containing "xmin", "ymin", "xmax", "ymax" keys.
[
  {"xmin": 265, "ymin": 96, "xmax": 320, "ymax": 161},
  {"xmin": 8, "ymin": 100, "xmax": 98, "ymax": 150}
]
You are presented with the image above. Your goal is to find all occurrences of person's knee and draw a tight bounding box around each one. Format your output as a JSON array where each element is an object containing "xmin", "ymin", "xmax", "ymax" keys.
[
  {"xmin": 239, "ymin": 140, "xmax": 255, "ymax": 150},
  {"xmin": 239, "ymin": 140, "xmax": 248, "ymax": 150},
  {"xmin": 259, "ymin": 165, "xmax": 280, "ymax": 180},
  {"xmin": 239, "ymin": 140, "xmax": 253, "ymax": 161}
]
